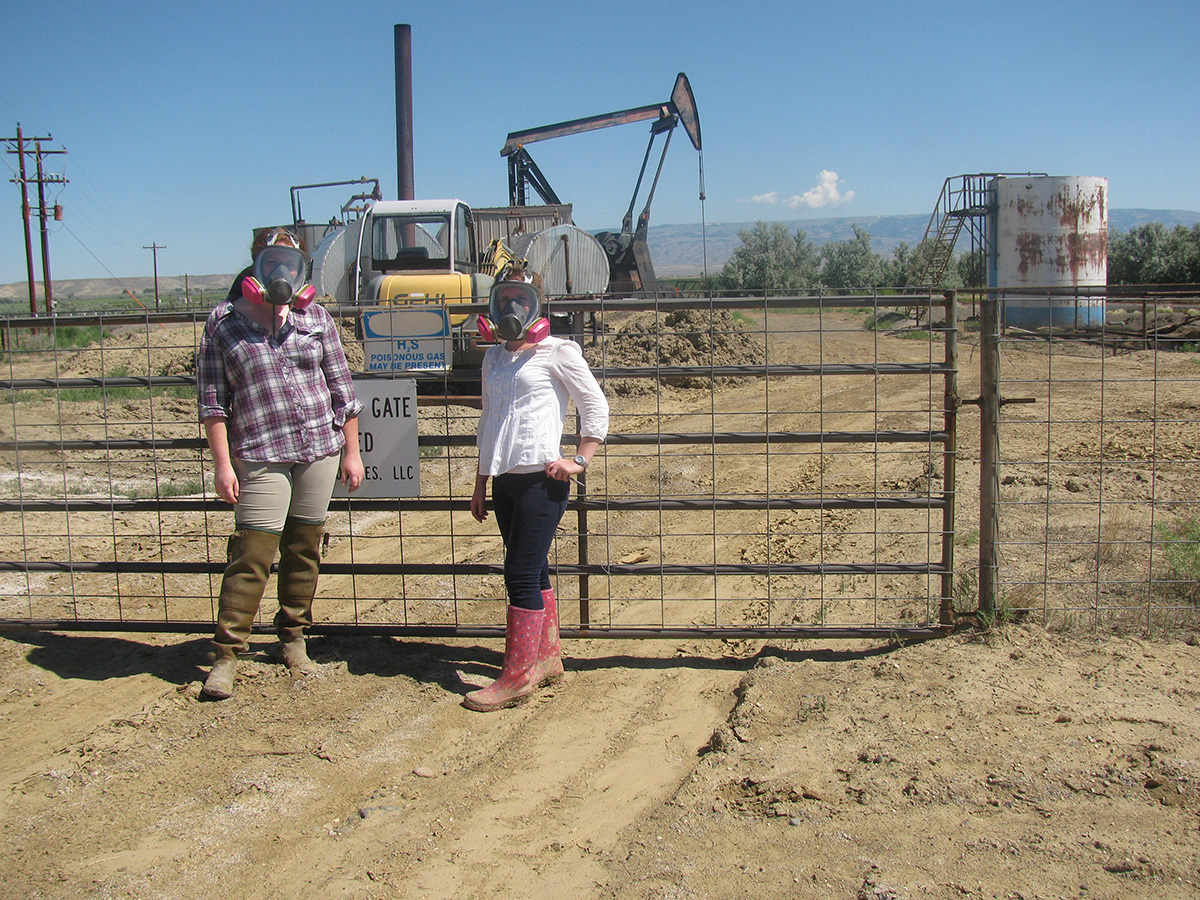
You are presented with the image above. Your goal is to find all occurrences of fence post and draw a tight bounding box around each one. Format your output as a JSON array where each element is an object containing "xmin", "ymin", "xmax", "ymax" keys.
[
  {"xmin": 978, "ymin": 293, "xmax": 1001, "ymax": 617},
  {"xmin": 940, "ymin": 291, "xmax": 958, "ymax": 625}
]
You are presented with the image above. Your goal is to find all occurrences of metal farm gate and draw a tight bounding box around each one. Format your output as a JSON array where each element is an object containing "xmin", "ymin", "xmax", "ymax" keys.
[{"xmin": 0, "ymin": 292, "xmax": 961, "ymax": 641}]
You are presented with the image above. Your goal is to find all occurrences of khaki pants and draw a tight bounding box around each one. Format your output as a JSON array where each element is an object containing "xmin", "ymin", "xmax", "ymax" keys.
[{"xmin": 232, "ymin": 452, "xmax": 340, "ymax": 531}]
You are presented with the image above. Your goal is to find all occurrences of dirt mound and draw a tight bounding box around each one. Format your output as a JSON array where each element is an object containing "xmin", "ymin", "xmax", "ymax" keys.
[
  {"xmin": 1107, "ymin": 307, "xmax": 1200, "ymax": 345},
  {"xmin": 335, "ymin": 317, "xmax": 365, "ymax": 370},
  {"xmin": 587, "ymin": 309, "xmax": 765, "ymax": 395},
  {"xmin": 57, "ymin": 310, "xmax": 365, "ymax": 381},
  {"xmin": 62, "ymin": 324, "xmax": 201, "ymax": 379}
]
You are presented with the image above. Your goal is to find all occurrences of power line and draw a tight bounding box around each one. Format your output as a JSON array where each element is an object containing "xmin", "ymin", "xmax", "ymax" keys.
[
  {"xmin": 61, "ymin": 153, "xmax": 147, "ymax": 244},
  {"xmin": 60, "ymin": 222, "xmax": 137, "ymax": 286}
]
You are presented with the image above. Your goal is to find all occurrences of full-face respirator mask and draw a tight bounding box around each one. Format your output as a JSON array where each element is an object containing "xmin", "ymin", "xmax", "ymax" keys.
[
  {"xmin": 477, "ymin": 280, "xmax": 549, "ymax": 344},
  {"xmin": 241, "ymin": 241, "xmax": 316, "ymax": 309}
]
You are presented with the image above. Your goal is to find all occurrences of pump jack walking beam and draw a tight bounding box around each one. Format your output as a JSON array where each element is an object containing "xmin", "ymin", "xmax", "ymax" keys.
[
  {"xmin": 501, "ymin": 74, "xmax": 702, "ymax": 295},
  {"xmin": 501, "ymin": 73, "xmax": 701, "ymax": 200}
]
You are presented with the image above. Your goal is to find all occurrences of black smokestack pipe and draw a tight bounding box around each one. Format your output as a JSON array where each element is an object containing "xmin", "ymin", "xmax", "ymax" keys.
[{"xmin": 394, "ymin": 24, "xmax": 415, "ymax": 201}]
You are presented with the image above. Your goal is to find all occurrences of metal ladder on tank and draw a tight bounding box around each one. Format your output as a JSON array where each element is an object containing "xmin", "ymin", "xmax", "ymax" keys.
[{"xmin": 907, "ymin": 174, "xmax": 996, "ymax": 292}]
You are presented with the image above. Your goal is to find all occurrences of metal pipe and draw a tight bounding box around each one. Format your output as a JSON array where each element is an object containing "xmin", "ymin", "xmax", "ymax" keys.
[
  {"xmin": 0, "ymin": 429, "xmax": 950, "ymax": 452},
  {"xmin": 0, "ymin": 618, "xmax": 948, "ymax": 641},
  {"xmin": 940, "ymin": 291, "xmax": 958, "ymax": 625},
  {"xmin": 394, "ymin": 24, "xmax": 415, "ymax": 201},
  {"xmin": 0, "ymin": 495, "xmax": 951, "ymax": 515},
  {"xmin": 0, "ymin": 559, "xmax": 948, "ymax": 578}
]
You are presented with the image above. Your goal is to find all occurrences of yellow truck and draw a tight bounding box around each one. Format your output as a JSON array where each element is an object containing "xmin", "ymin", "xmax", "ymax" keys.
[{"xmin": 307, "ymin": 198, "xmax": 608, "ymax": 371}]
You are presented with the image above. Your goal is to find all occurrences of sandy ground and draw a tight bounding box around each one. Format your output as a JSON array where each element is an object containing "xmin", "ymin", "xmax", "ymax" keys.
[
  {"xmin": 1, "ymin": 310, "xmax": 1199, "ymax": 899},
  {"xmin": 2, "ymin": 626, "xmax": 1198, "ymax": 900}
]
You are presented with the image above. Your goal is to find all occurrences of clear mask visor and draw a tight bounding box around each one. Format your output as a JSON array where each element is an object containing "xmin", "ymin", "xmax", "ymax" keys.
[
  {"xmin": 488, "ymin": 281, "xmax": 541, "ymax": 340},
  {"xmin": 253, "ymin": 246, "xmax": 308, "ymax": 306}
]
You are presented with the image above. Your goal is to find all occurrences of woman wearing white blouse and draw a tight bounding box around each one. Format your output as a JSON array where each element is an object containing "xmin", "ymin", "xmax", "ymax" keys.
[{"xmin": 468, "ymin": 275, "xmax": 609, "ymax": 711}]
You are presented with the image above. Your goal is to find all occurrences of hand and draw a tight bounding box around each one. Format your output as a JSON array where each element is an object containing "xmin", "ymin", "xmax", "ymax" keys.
[
  {"xmin": 544, "ymin": 457, "xmax": 583, "ymax": 482},
  {"xmin": 214, "ymin": 463, "xmax": 239, "ymax": 505},
  {"xmin": 471, "ymin": 479, "xmax": 489, "ymax": 523},
  {"xmin": 340, "ymin": 453, "xmax": 365, "ymax": 492}
]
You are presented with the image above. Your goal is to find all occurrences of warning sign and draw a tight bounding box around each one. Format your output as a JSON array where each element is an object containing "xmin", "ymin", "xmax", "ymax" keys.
[
  {"xmin": 333, "ymin": 377, "xmax": 420, "ymax": 498},
  {"xmin": 361, "ymin": 307, "xmax": 452, "ymax": 373}
]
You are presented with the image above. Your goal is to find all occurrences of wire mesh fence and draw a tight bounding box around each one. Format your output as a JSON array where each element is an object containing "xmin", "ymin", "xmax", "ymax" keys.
[
  {"xmin": 0, "ymin": 292, "xmax": 957, "ymax": 639},
  {"xmin": 985, "ymin": 291, "xmax": 1200, "ymax": 631}
]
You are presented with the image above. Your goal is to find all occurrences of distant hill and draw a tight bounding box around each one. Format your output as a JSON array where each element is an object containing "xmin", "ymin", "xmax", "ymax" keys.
[
  {"xmin": 3, "ymin": 209, "xmax": 1198, "ymax": 299},
  {"xmin": 647, "ymin": 208, "xmax": 1200, "ymax": 276},
  {"xmin": 0, "ymin": 274, "xmax": 237, "ymax": 306}
]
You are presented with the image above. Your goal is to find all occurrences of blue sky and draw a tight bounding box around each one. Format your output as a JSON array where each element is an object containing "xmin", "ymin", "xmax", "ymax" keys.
[{"xmin": 2, "ymin": 0, "xmax": 1198, "ymax": 284}]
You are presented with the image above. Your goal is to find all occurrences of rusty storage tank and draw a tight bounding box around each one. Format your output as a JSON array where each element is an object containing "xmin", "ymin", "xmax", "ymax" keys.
[{"xmin": 988, "ymin": 175, "xmax": 1108, "ymax": 328}]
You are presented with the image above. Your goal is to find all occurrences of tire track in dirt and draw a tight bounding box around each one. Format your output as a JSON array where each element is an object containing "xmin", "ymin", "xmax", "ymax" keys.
[
  {"xmin": 0, "ymin": 630, "xmax": 746, "ymax": 900},
  {"xmin": 0, "ymin": 633, "xmax": 204, "ymax": 794},
  {"xmin": 241, "ymin": 645, "xmax": 746, "ymax": 899}
]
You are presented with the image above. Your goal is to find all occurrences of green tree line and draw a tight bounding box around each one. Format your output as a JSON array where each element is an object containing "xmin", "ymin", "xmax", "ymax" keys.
[
  {"xmin": 1108, "ymin": 222, "xmax": 1200, "ymax": 285},
  {"xmin": 713, "ymin": 220, "xmax": 1200, "ymax": 292},
  {"xmin": 712, "ymin": 222, "xmax": 981, "ymax": 292}
]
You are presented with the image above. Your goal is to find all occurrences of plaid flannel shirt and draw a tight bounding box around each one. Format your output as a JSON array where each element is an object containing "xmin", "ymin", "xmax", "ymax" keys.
[{"xmin": 197, "ymin": 300, "xmax": 362, "ymax": 463}]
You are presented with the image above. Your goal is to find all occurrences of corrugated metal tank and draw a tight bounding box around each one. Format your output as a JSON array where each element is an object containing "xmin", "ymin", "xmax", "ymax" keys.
[
  {"xmin": 472, "ymin": 204, "xmax": 574, "ymax": 249},
  {"xmin": 309, "ymin": 218, "xmax": 365, "ymax": 303},
  {"xmin": 988, "ymin": 175, "xmax": 1108, "ymax": 328},
  {"xmin": 507, "ymin": 224, "xmax": 611, "ymax": 296}
]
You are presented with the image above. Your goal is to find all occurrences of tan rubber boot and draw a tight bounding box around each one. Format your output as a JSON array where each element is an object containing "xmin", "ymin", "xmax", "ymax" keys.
[
  {"xmin": 464, "ymin": 605, "xmax": 544, "ymax": 712},
  {"xmin": 273, "ymin": 519, "xmax": 324, "ymax": 676},
  {"xmin": 202, "ymin": 653, "xmax": 238, "ymax": 700},
  {"xmin": 532, "ymin": 587, "xmax": 564, "ymax": 687},
  {"xmin": 201, "ymin": 528, "xmax": 280, "ymax": 700}
]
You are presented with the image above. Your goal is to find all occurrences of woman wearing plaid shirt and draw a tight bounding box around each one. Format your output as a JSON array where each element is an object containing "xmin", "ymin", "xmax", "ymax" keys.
[{"xmin": 197, "ymin": 229, "xmax": 363, "ymax": 700}]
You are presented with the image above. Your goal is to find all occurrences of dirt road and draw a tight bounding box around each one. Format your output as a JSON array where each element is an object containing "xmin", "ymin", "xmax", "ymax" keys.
[{"xmin": 2, "ymin": 624, "xmax": 1198, "ymax": 899}]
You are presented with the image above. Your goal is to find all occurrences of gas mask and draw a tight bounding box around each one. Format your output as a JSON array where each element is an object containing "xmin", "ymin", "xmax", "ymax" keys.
[
  {"xmin": 477, "ymin": 280, "xmax": 549, "ymax": 343},
  {"xmin": 242, "ymin": 245, "xmax": 316, "ymax": 309}
]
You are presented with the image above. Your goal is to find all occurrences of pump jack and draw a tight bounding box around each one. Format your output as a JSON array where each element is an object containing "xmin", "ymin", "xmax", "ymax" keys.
[{"xmin": 501, "ymin": 73, "xmax": 702, "ymax": 295}]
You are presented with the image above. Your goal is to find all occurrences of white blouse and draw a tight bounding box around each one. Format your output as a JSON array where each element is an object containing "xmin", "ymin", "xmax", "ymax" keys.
[{"xmin": 476, "ymin": 336, "xmax": 610, "ymax": 477}]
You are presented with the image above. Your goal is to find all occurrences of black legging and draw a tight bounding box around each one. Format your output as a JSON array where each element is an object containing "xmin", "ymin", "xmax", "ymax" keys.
[{"xmin": 491, "ymin": 470, "xmax": 569, "ymax": 609}]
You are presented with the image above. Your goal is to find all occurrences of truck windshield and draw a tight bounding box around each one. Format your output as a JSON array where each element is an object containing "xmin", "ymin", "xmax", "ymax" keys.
[{"xmin": 371, "ymin": 214, "xmax": 450, "ymax": 270}]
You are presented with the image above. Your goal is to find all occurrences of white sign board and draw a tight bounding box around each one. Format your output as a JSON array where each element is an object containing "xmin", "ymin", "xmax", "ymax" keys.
[
  {"xmin": 362, "ymin": 306, "xmax": 452, "ymax": 373},
  {"xmin": 333, "ymin": 377, "xmax": 420, "ymax": 498}
]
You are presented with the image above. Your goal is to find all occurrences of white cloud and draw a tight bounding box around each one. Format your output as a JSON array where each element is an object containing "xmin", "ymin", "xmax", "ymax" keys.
[
  {"xmin": 786, "ymin": 170, "xmax": 854, "ymax": 209},
  {"xmin": 743, "ymin": 172, "xmax": 855, "ymax": 210}
]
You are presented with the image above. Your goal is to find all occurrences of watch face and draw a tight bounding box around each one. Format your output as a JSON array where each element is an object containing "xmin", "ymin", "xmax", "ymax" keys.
[{"xmin": 573, "ymin": 455, "xmax": 588, "ymax": 467}]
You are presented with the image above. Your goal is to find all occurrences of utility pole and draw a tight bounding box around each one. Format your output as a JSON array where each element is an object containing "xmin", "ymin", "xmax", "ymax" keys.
[
  {"xmin": 5, "ymin": 125, "xmax": 67, "ymax": 319},
  {"xmin": 144, "ymin": 243, "xmax": 165, "ymax": 310}
]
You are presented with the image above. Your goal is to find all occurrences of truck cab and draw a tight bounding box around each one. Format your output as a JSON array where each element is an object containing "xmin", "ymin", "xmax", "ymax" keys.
[
  {"xmin": 361, "ymin": 199, "xmax": 493, "ymax": 306},
  {"xmin": 306, "ymin": 199, "xmax": 496, "ymax": 371}
]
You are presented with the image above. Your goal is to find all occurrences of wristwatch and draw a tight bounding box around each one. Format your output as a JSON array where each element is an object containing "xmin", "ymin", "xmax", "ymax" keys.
[{"xmin": 572, "ymin": 454, "xmax": 589, "ymax": 469}]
